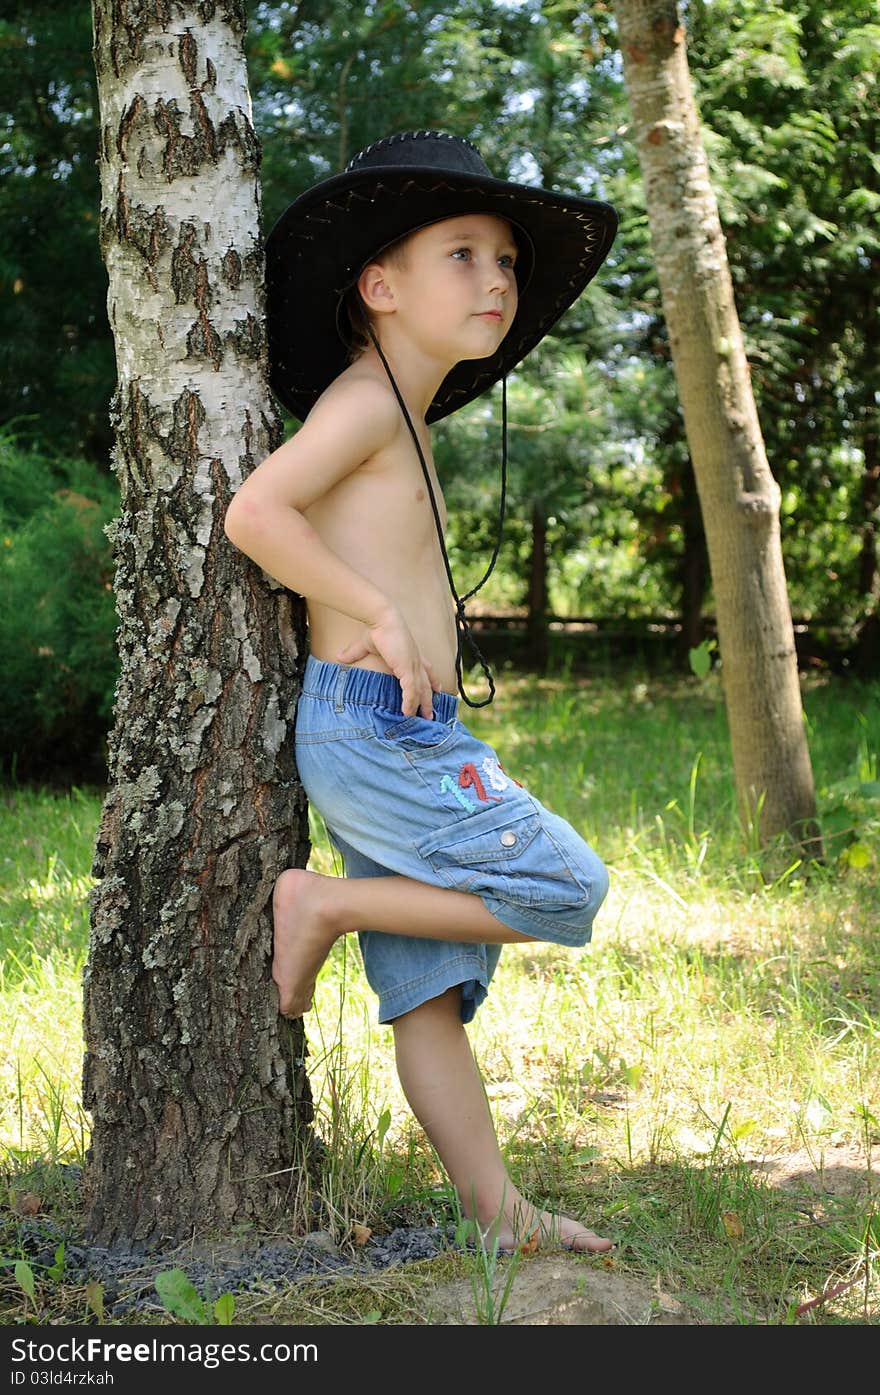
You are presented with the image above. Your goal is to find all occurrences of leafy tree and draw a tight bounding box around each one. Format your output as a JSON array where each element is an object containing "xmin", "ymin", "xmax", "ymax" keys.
[
  {"xmin": 0, "ymin": 5, "xmax": 111, "ymax": 461},
  {"xmin": 1, "ymin": 0, "xmax": 873, "ymax": 678},
  {"xmin": 685, "ymin": 1, "xmax": 879, "ymax": 664}
]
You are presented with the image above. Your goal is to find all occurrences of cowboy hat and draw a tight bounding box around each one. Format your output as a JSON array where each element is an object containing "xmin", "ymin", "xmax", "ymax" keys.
[{"xmin": 265, "ymin": 129, "xmax": 618, "ymax": 424}]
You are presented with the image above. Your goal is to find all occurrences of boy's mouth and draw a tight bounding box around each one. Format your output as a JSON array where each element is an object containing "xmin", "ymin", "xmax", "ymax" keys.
[{"xmin": 477, "ymin": 311, "xmax": 503, "ymax": 321}]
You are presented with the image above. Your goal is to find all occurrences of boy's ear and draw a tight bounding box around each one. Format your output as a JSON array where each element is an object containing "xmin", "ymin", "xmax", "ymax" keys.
[{"xmin": 358, "ymin": 261, "xmax": 396, "ymax": 316}]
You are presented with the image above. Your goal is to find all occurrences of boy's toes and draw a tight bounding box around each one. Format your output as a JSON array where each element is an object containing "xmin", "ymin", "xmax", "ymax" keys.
[
  {"xmin": 276, "ymin": 984, "xmax": 314, "ymax": 1018},
  {"xmin": 561, "ymin": 1229, "xmax": 614, "ymax": 1254}
]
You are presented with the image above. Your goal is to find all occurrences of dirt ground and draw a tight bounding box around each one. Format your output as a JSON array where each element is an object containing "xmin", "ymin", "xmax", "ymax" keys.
[{"xmin": 424, "ymin": 1142, "xmax": 876, "ymax": 1325}]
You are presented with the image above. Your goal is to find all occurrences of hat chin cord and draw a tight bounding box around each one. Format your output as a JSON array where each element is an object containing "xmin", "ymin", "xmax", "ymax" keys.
[{"xmin": 359, "ymin": 311, "xmax": 508, "ymax": 709}]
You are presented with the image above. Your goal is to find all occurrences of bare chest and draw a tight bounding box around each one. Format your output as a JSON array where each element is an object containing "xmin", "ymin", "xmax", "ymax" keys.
[{"xmin": 305, "ymin": 431, "xmax": 447, "ymax": 559}]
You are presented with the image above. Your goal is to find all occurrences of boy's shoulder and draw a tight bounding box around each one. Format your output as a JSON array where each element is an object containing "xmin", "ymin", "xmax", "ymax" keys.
[{"xmin": 308, "ymin": 361, "xmax": 402, "ymax": 443}]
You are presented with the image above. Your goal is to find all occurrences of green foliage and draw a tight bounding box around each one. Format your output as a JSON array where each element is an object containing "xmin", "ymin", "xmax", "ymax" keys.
[
  {"xmin": 0, "ymin": 6, "xmax": 110, "ymax": 461},
  {"xmin": 154, "ymin": 1269, "xmax": 209, "ymax": 1323},
  {"xmin": 154, "ymin": 1268, "xmax": 236, "ymax": 1325},
  {"xmin": 1, "ymin": 0, "xmax": 876, "ymax": 662},
  {"xmin": 688, "ymin": 639, "xmax": 717, "ymax": 679},
  {"xmin": 816, "ymin": 730, "xmax": 880, "ymax": 869},
  {"xmin": 687, "ymin": 0, "xmax": 879, "ymax": 632},
  {"xmin": 14, "ymin": 1257, "xmax": 35, "ymax": 1306},
  {"xmin": 0, "ymin": 428, "xmax": 118, "ymax": 774}
]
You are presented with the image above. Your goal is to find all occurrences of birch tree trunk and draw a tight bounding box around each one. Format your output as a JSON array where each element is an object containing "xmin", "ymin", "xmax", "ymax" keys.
[
  {"xmin": 84, "ymin": 1, "xmax": 315, "ymax": 1249},
  {"xmin": 612, "ymin": 0, "xmax": 820, "ymax": 848}
]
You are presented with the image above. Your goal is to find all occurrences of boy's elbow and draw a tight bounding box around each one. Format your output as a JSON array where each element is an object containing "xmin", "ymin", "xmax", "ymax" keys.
[{"xmin": 224, "ymin": 492, "xmax": 262, "ymax": 544}]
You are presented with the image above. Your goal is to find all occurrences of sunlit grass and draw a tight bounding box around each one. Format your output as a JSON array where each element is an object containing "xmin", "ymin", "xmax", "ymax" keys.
[{"xmin": 1, "ymin": 668, "xmax": 878, "ymax": 1323}]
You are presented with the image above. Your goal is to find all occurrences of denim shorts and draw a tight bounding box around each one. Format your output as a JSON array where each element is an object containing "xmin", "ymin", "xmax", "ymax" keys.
[{"xmin": 294, "ymin": 655, "xmax": 609, "ymax": 1025}]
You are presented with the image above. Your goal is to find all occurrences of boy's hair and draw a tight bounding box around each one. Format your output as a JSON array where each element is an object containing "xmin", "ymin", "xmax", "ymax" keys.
[{"xmin": 341, "ymin": 232, "xmax": 411, "ymax": 363}]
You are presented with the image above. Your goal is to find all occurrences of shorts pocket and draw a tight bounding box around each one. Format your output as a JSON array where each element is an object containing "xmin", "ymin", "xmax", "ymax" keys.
[
  {"xmin": 413, "ymin": 799, "xmax": 590, "ymax": 913},
  {"xmin": 369, "ymin": 705, "xmax": 461, "ymax": 759}
]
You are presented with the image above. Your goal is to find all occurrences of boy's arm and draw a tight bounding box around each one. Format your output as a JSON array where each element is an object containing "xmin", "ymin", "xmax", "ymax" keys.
[
  {"xmin": 224, "ymin": 378, "xmax": 399, "ymax": 627},
  {"xmin": 225, "ymin": 378, "xmax": 440, "ymax": 716}
]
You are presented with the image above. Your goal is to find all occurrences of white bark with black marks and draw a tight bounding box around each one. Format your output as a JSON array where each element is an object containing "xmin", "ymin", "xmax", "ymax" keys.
[{"xmin": 85, "ymin": 0, "xmax": 315, "ymax": 1249}]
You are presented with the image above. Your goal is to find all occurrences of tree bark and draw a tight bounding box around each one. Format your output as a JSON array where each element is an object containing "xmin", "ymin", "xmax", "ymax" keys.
[
  {"xmin": 613, "ymin": 0, "xmax": 820, "ymax": 848},
  {"xmin": 84, "ymin": 0, "xmax": 315, "ymax": 1250}
]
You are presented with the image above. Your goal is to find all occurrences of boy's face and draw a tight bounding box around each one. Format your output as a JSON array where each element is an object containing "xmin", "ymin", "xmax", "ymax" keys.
[{"xmin": 365, "ymin": 212, "xmax": 520, "ymax": 363}]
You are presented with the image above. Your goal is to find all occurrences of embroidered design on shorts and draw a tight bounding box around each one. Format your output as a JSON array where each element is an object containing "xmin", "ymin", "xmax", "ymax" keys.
[
  {"xmin": 438, "ymin": 758, "xmax": 524, "ymax": 811},
  {"xmin": 439, "ymin": 773, "xmax": 478, "ymax": 812},
  {"xmin": 481, "ymin": 755, "xmax": 524, "ymax": 791},
  {"xmin": 459, "ymin": 761, "xmax": 503, "ymax": 804}
]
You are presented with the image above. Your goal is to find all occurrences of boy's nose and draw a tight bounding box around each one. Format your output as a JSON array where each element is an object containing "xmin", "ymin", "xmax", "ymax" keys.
[{"xmin": 484, "ymin": 267, "xmax": 513, "ymax": 298}]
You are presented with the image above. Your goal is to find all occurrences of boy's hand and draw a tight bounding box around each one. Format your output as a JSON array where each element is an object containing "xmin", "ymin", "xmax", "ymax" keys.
[{"xmin": 336, "ymin": 606, "xmax": 438, "ymax": 719}]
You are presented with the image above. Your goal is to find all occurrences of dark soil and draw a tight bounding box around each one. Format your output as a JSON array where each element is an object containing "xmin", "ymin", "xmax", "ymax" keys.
[{"xmin": 7, "ymin": 1166, "xmax": 462, "ymax": 1320}]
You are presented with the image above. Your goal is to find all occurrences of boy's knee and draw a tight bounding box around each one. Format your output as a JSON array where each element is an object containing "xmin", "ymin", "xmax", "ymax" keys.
[
  {"xmin": 576, "ymin": 849, "xmax": 610, "ymax": 940},
  {"xmin": 584, "ymin": 848, "xmax": 610, "ymax": 920},
  {"xmin": 531, "ymin": 842, "xmax": 608, "ymax": 945},
  {"xmin": 415, "ymin": 799, "xmax": 608, "ymax": 948},
  {"xmin": 529, "ymin": 821, "xmax": 609, "ymax": 944}
]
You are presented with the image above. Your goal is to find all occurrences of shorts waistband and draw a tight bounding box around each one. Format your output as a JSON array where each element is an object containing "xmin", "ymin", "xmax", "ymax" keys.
[{"xmin": 301, "ymin": 654, "xmax": 460, "ymax": 722}]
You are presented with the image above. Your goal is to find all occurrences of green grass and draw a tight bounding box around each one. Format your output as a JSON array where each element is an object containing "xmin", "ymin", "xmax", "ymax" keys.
[{"xmin": 1, "ymin": 667, "xmax": 878, "ymax": 1325}]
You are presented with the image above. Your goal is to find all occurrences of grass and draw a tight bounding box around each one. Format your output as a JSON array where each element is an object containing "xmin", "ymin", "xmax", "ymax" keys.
[{"xmin": 1, "ymin": 664, "xmax": 878, "ymax": 1325}]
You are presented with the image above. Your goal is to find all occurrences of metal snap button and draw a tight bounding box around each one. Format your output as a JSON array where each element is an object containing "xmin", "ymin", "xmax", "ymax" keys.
[{"xmin": 500, "ymin": 830, "xmax": 517, "ymax": 846}]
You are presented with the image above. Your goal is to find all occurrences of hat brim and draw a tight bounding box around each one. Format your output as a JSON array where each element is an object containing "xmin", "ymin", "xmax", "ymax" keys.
[{"xmin": 265, "ymin": 165, "xmax": 618, "ymax": 424}]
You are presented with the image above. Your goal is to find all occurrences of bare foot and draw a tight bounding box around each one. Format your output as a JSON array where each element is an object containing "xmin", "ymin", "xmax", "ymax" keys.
[
  {"xmin": 271, "ymin": 868, "xmax": 340, "ymax": 1017},
  {"xmin": 479, "ymin": 1195, "xmax": 613, "ymax": 1256}
]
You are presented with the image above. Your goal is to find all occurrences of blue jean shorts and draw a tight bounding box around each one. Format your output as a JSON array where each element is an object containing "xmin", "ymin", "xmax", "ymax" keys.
[{"xmin": 294, "ymin": 655, "xmax": 609, "ymax": 1025}]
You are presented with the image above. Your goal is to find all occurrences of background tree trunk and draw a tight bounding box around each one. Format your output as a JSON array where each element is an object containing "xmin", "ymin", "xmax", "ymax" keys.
[
  {"xmin": 613, "ymin": 0, "xmax": 820, "ymax": 848},
  {"xmin": 84, "ymin": 0, "xmax": 314, "ymax": 1249}
]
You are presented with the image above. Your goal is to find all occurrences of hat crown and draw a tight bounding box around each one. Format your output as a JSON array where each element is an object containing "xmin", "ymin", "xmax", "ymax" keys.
[{"xmin": 344, "ymin": 129, "xmax": 490, "ymax": 178}]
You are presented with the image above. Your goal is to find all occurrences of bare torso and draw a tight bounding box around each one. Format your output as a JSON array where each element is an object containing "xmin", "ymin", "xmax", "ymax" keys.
[{"xmin": 302, "ymin": 369, "xmax": 459, "ymax": 695}]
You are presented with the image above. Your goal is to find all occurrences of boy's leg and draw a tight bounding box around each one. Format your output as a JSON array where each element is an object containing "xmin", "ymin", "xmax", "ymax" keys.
[
  {"xmin": 320, "ymin": 828, "xmax": 504, "ymax": 1027},
  {"xmin": 273, "ymin": 867, "xmax": 530, "ymax": 1017},
  {"xmin": 286, "ymin": 655, "xmax": 608, "ymax": 1017},
  {"xmin": 391, "ymin": 984, "xmax": 612, "ymax": 1253}
]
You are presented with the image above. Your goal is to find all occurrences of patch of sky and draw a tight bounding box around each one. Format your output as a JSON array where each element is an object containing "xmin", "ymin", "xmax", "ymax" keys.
[
  {"xmin": 250, "ymin": 3, "xmax": 284, "ymax": 31},
  {"xmin": 504, "ymin": 90, "xmax": 537, "ymax": 115},
  {"xmin": 510, "ymin": 150, "xmax": 542, "ymax": 183}
]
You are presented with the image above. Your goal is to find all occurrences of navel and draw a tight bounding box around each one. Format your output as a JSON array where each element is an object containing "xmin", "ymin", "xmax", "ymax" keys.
[{"xmin": 416, "ymin": 487, "xmax": 425, "ymax": 501}]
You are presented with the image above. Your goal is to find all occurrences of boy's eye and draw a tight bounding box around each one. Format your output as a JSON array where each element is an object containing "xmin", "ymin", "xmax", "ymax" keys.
[{"xmin": 451, "ymin": 247, "xmax": 516, "ymax": 267}]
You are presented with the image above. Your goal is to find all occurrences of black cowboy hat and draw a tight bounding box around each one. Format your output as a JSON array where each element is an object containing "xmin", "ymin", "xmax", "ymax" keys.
[{"xmin": 264, "ymin": 129, "xmax": 618, "ymax": 424}]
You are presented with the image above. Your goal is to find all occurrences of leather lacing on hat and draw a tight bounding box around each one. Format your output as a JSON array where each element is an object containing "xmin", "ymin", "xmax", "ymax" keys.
[{"xmin": 345, "ymin": 129, "xmax": 484, "ymax": 172}]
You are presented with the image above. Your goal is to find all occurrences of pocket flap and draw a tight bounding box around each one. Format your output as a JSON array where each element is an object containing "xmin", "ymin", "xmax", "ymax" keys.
[{"xmin": 415, "ymin": 801, "xmax": 541, "ymax": 865}]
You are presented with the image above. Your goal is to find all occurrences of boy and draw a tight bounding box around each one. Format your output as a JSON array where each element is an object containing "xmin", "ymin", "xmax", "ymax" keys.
[{"xmin": 224, "ymin": 131, "xmax": 618, "ymax": 1254}]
